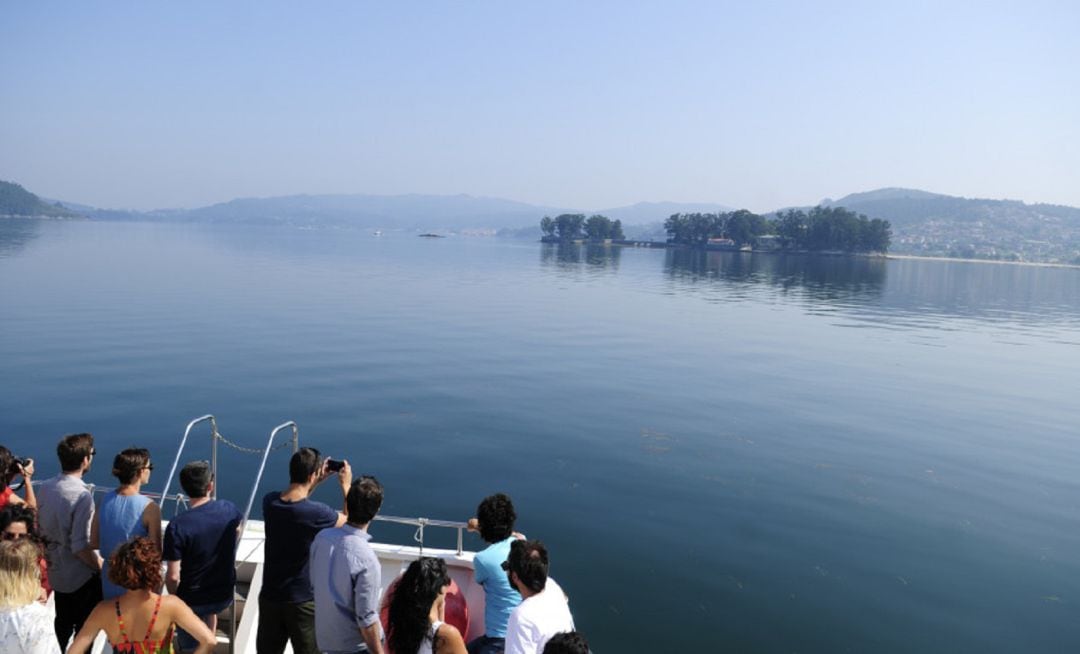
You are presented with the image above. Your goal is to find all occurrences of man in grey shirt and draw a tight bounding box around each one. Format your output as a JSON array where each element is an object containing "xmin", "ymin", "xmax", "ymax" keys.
[
  {"xmin": 309, "ymin": 476, "xmax": 385, "ymax": 654},
  {"xmin": 36, "ymin": 432, "xmax": 103, "ymax": 649}
]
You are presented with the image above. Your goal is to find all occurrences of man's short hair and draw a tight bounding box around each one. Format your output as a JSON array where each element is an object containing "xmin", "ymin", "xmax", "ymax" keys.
[
  {"xmin": 476, "ymin": 493, "xmax": 516, "ymax": 543},
  {"xmin": 346, "ymin": 476, "xmax": 383, "ymax": 525},
  {"xmin": 507, "ymin": 539, "xmax": 548, "ymax": 593},
  {"xmin": 57, "ymin": 433, "xmax": 94, "ymax": 472},
  {"xmin": 289, "ymin": 447, "xmax": 322, "ymax": 484},
  {"xmin": 543, "ymin": 631, "xmax": 590, "ymax": 654},
  {"xmin": 112, "ymin": 448, "xmax": 150, "ymax": 485},
  {"xmin": 179, "ymin": 461, "xmax": 213, "ymax": 498}
]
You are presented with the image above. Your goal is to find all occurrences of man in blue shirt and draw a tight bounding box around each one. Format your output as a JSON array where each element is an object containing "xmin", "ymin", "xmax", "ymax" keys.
[
  {"xmin": 164, "ymin": 461, "xmax": 243, "ymax": 652},
  {"xmin": 309, "ymin": 476, "xmax": 385, "ymax": 654},
  {"xmin": 256, "ymin": 447, "xmax": 351, "ymax": 654},
  {"xmin": 467, "ymin": 493, "xmax": 523, "ymax": 654}
]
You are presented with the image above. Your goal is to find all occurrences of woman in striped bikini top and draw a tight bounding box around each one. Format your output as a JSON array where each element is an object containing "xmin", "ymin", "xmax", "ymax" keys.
[{"xmin": 66, "ymin": 538, "xmax": 216, "ymax": 654}]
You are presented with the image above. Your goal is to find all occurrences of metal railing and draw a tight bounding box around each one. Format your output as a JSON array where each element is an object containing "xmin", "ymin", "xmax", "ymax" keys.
[
  {"xmin": 374, "ymin": 514, "xmax": 470, "ymax": 556},
  {"xmin": 158, "ymin": 414, "xmax": 219, "ymax": 508},
  {"xmin": 240, "ymin": 421, "xmax": 299, "ymax": 540}
]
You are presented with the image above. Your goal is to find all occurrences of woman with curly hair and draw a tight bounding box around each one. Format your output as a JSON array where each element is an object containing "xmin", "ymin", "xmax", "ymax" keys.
[
  {"xmin": 0, "ymin": 505, "xmax": 51, "ymax": 598},
  {"xmin": 91, "ymin": 447, "xmax": 162, "ymax": 599},
  {"xmin": 0, "ymin": 538, "xmax": 58, "ymax": 654},
  {"xmin": 68, "ymin": 537, "xmax": 215, "ymax": 654},
  {"xmin": 386, "ymin": 557, "xmax": 467, "ymax": 654}
]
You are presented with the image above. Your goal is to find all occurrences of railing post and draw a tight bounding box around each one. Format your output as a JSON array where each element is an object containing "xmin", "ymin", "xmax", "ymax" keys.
[
  {"xmin": 159, "ymin": 414, "xmax": 216, "ymax": 508},
  {"xmin": 240, "ymin": 421, "xmax": 298, "ymax": 541}
]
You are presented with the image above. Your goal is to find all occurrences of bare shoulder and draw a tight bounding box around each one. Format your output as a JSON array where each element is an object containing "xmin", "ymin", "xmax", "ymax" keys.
[{"xmin": 436, "ymin": 622, "xmax": 466, "ymax": 653}]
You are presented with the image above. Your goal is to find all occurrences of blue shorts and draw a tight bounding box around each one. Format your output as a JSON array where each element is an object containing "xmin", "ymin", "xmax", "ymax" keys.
[{"xmin": 174, "ymin": 597, "xmax": 232, "ymax": 652}]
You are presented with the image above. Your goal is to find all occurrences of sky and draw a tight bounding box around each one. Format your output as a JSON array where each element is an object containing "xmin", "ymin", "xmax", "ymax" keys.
[{"xmin": 2, "ymin": 1, "xmax": 1078, "ymax": 213}]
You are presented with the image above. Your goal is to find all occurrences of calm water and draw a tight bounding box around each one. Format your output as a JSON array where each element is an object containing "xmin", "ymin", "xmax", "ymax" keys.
[{"xmin": 2, "ymin": 220, "xmax": 1079, "ymax": 652}]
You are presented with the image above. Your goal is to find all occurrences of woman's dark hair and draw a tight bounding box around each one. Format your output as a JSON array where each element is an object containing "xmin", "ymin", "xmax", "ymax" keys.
[
  {"xmin": 0, "ymin": 446, "xmax": 15, "ymax": 486},
  {"xmin": 387, "ymin": 557, "xmax": 451, "ymax": 654},
  {"xmin": 112, "ymin": 448, "xmax": 150, "ymax": 485},
  {"xmin": 108, "ymin": 537, "xmax": 162, "ymax": 591},
  {"xmin": 476, "ymin": 493, "xmax": 516, "ymax": 543},
  {"xmin": 0, "ymin": 505, "xmax": 49, "ymax": 548}
]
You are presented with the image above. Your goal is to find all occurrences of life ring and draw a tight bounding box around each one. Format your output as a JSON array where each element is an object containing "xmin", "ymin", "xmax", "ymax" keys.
[{"xmin": 379, "ymin": 572, "xmax": 470, "ymax": 652}]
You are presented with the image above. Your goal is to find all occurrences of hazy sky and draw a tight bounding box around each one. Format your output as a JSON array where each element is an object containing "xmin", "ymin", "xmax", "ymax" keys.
[{"xmin": 2, "ymin": 1, "xmax": 1078, "ymax": 212}]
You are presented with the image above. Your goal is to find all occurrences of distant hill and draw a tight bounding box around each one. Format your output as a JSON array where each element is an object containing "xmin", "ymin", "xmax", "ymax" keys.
[
  {"xmin": 131, "ymin": 193, "xmax": 568, "ymax": 230},
  {"xmin": 0, "ymin": 181, "xmax": 81, "ymax": 218},
  {"xmin": 824, "ymin": 187, "xmax": 1080, "ymax": 262}
]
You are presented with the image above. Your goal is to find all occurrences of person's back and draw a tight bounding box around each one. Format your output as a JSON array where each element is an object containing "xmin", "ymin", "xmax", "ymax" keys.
[
  {"xmin": 467, "ymin": 493, "xmax": 522, "ymax": 654},
  {"xmin": 164, "ymin": 461, "xmax": 243, "ymax": 652},
  {"xmin": 256, "ymin": 447, "xmax": 349, "ymax": 654},
  {"xmin": 505, "ymin": 578, "xmax": 574, "ymax": 654},
  {"xmin": 309, "ymin": 477, "xmax": 384, "ymax": 654},
  {"xmin": 503, "ymin": 541, "xmax": 575, "ymax": 654},
  {"xmin": 98, "ymin": 490, "xmax": 152, "ymax": 599},
  {"xmin": 261, "ymin": 492, "xmax": 339, "ymax": 601},
  {"xmin": 36, "ymin": 433, "xmax": 102, "ymax": 649},
  {"xmin": 36, "ymin": 474, "xmax": 95, "ymax": 593}
]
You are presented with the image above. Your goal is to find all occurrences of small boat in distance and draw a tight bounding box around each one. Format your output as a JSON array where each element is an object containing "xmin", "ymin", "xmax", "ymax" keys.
[{"xmin": 418, "ymin": 232, "xmax": 446, "ymax": 238}]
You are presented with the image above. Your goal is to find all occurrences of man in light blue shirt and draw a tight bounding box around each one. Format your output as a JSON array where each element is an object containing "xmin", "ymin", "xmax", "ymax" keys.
[
  {"xmin": 310, "ymin": 476, "xmax": 385, "ymax": 654},
  {"xmin": 467, "ymin": 493, "xmax": 523, "ymax": 654}
]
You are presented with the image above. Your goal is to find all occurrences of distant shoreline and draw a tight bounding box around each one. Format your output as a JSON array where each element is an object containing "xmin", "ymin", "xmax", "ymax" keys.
[{"xmin": 885, "ymin": 253, "xmax": 1080, "ymax": 270}]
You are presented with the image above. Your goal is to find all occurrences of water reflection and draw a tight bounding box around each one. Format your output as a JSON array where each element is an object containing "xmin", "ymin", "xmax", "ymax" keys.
[
  {"xmin": 539, "ymin": 242, "xmax": 621, "ymax": 271},
  {"xmin": 660, "ymin": 248, "xmax": 1080, "ymax": 329},
  {"xmin": 664, "ymin": 249, "xmax": 887, "ymax": 301},
  {"xmin": 0, "ymin": 219, "xmax": 42, "ymax": 257}
]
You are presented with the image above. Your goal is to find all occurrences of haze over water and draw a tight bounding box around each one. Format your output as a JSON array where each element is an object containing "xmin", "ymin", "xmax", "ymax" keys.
[{"xmin": 1, "ymin": 220, "xmax": 1078, "ymax": 652}]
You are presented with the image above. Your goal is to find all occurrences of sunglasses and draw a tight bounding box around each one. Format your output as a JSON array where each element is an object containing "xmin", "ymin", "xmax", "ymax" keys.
[{"xmin": 144, "ymin": 463, "xmax": 154, "ymax": 471}]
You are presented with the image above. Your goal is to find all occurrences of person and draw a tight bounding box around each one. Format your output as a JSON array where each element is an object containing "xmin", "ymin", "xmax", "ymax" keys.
[
  {"xmin": 309, "ymin": 476, "xmax": 386, "ymax": 654},
  {"xmin": 68, "ymin": 537, "xmax": 216, "ymax": 654},
  {"xmin": 466, "ymin": 493, "xmax": 523, "ymax": 654},
  {"xmin": 541, "ymin": 632, "xmax": 589, "ymax": 654},
  {"xmin": 1, "ymin": 504, "xmax": 51, "ymax": 598},
  {"xmin": 503, "ymin": 540, "xmax": 574, "ymax": 654},
  {"xmin": 163, "ymin": 461, "xmax": 243, "ymax": 653},
  {"xmin": 386, "ymin": 557, "xmax": 468, "ymax": 654},
  {"xmin": 256, "ymin": 447, "xmax": 351, "ymax": 654},
  {"xmin": 0, "ymin": 538, "xmax": 61, "ymax": 654},
  {"xmin": 35, "ymin": 433, "xmax": 103, "ymax": 649},
  {"xmin": 91, "ymin": 447, "xmax": 162, "ymax": 599},
  {"xmin": 0, "ymin": 445, "xmax": 37, "ymax": 510}
]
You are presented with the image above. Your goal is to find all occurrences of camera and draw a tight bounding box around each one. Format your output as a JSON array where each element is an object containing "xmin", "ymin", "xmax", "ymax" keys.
[{"xmin": 325, "ymin": 458, "xmax": 345, "ymax": 473}]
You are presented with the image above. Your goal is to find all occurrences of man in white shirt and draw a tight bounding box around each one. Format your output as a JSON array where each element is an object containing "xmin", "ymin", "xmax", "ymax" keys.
[{"xmin": 503, "ymin": 540, "xmax": 575, "ymax": 654}]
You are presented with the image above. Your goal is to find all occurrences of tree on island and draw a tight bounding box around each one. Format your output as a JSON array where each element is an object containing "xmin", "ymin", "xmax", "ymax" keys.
[
  {"xmin": 664, "ymin": 211, "xmax": 768, "ymax": 247},
  {"xmin": 540, "ymin": 213, "xmax": 587, "ymax": 242},
  {"xmin": 664, "ymin": 206, "xmax": 890, "ymax": 253},
  {"xmin": 583, "ymin": 214, "xmax": 624, "ymax": 241},
  {"xmin": 773, "ymin": 206, "xmax": 891, "ymax": 252}
]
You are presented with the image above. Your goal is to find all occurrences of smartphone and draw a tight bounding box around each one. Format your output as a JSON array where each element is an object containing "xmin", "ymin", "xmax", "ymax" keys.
[{"xmin": 325, "ymin": 458, "xmax": 345, "ymax": 473}]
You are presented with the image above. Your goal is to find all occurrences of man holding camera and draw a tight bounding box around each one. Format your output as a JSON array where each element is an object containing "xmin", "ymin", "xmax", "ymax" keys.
[{"xmin": 256, "ymin": 447, "xmax": 350, "ymax": 654}]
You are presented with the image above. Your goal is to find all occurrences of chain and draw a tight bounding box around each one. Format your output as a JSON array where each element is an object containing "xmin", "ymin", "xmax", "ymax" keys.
[{"xmin": 214, "ymin": 432, "xmax": 294, "ymax": 455}]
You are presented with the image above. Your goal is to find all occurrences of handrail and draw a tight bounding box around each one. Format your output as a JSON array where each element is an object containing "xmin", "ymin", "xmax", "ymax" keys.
[
  {"xmin": 239, "ymin": 421, "xmax": 299, "ymax": 541},
  {"xmin": 373, "ymin": 514, "xmax": 470, "ymax": 556},
  {"xmin": 158, "ymin": 415, "xmax": 218, "ymax": 510}
]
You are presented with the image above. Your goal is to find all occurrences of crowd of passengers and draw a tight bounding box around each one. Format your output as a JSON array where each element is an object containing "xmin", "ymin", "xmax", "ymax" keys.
[{"xmin": 0, "ymin": 435, "xmax": 590, "ymax": 654}]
